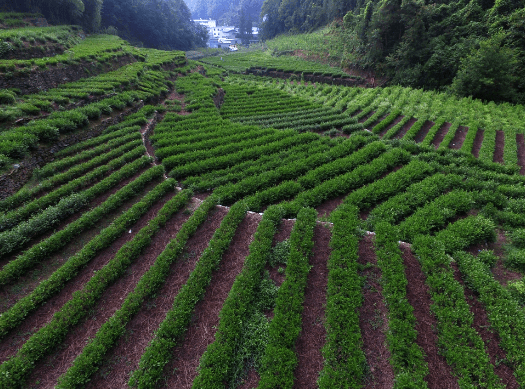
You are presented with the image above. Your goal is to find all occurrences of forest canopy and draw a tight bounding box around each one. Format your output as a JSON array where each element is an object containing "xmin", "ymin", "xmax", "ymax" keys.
[
  {"xmin": 0, "ymin": 0, "xmax": 207, "ymax": 50},
  {"xmin": 260, "ymin": 0, "xmax": 525, "ymax": 104}
]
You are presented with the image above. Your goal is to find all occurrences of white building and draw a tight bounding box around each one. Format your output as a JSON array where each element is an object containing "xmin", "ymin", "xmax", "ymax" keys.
[{"xmin": 193, "ymin": 19, "xmax": 217, "ymax": 29}]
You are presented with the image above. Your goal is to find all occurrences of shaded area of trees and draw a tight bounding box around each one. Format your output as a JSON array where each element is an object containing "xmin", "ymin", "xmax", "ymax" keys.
[
  {"xmin": 0, "ymin": 0, "xmax": 207, "ymax": 50},
  {"xmin": 260, "ymin": 0, "xmax": 525, "ymax": 104}
]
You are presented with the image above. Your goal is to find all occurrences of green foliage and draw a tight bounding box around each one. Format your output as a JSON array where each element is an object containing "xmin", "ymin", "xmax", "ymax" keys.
[{"xmin": 451, "ymin": 34, "xmax": 518, "ymax": 103}]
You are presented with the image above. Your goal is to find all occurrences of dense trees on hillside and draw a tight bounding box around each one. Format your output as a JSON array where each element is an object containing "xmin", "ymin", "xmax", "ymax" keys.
[
  {"xmin": 0, "ymin": 0, "xmax": 207, "ymax": 50},
  {"xmin": 260, "ymin": 0, "xmax": 525, "ymax": 104}
]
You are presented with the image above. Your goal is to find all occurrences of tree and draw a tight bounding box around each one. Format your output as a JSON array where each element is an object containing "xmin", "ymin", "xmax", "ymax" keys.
[{"xmin": 450, "ymin": 34, "xmax": 518, "ymax": 102}]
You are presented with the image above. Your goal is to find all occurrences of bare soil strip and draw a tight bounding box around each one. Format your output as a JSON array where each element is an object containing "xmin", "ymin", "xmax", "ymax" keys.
[
  {"xmin": 83, "ymin": 206, "xmax": 232, "ymax": 388},
  {"xmin": 162, "ymin": 212, "xmax": 261, "ymax": 389},
  {"xmin": 0, "ymin": 185, "xmax": 176, "ymax": 366},
  {"xmin": 493, "ymin": 130, "xmax": 505, "ymax": 163},
  {"xmin": 24, "ymin": 197, "xmax": 215, "ymax": 388},
  {"xmin": 413, "ymin": 120, "xmax": 435, "ymax": 143},
  {"xmin": 0, "ymin": 166, "xmax": 151, "ymax": 270},
  {"xmin": 430, "ymin": 122, "xmax": 452, "ymax": 149},
  {"xmin": 472, "ymin": 129, "xmax": 484, "ymax": 158},
  {"xmin": 400, "ymin": 244, "xmax": 459, "ymax": 389},
  {"xmin": 378, "ymin": 115, "xmax": 404, "ymax": 138},
  {"xmin": 358, "ymin": 234, "xmax": 395, "ymax": 389},
  {"xmin": 0, "ymin": 176, "xmax": 159, "ymax": 313},
  {"xmin": 516, "ymin": 134, "xmax": 525, "ymax": 175},
  {"xmin": 315, "ymin": 195, "xmax": 345, "ymax": 218},
  {"xmin": 393, "ymin": 117, "xmax": 417, "ymax": 140},
  {"xmin": 359, "ymin": 111, "xmax": 376, "ymax": 124},
  {"xmin": 449, "ymin": 126, "xmax": 468, "ymax": 150},
  {"xmin": 451, "ymin": 262, "xmax": 518, "ymax": 388},
  {"xmin": 293, "ymin": 223, "xmax": 331, "ymax": 389}
]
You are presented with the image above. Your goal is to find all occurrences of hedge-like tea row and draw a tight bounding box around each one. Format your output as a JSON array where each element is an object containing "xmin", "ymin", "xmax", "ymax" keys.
[
  {"xmin": 371, "ymin": 109, "xmax": 401, "ymax": 134},
  {"xmin": 0, "ymin": 186, "xmax": 191, "ymax": 389},
  {"xmin": 361, "ymin": 106, "xmax": 389, "ymax": 129},
  {"xmin": 435, "ymin": 215, "xmax": 496, "ymax": 253},
  {"xmin": 127, "ymin": 200, "xmax": 247, "ymax": 388},
  {"xmin": 437, "ymin": 120, "xmax": 461, "ymax": 150},
  {"xmin": 478, "ymin": 128, "xmax": 497, "ymax": 163},
  {"xmin": 399, "ymin": 189, "xmax": 475, "ymax": 242},
  {"xmin": 411, "ymin": 236, "xmax": 503, "ymax": 388},
  {"xmin": 419, "ymin": 119, "xmax": 447, "ymax": 147},
  {"xmin": 0, "ymin": 141, "xmax": 144, "ymax": 223},
  {"xmin": 57, "ymin": 195, "xmax": 222, "ymax": 389},
  {"xmin": 184, "ymin": 140, "xmax": 331, "ymax": 192},
  {"xmin": 161, "ymin": 131, "xmax": 295, "ymax": 170},
  {"xmin": 297, "ymin": 141, "xmax": 387, "ymax": 189},
  {"xmin": 366, "ymin": 173, "xmax": 463, "ymax": 228},
  {"xmin": 318, "ymin": 203, "xmax": 365, "ymax": 388},
  {"xmin": 454, "ymin": 251, "xmax": 525, "ymax": 385},
  {"xmin": 155, "ymin": 127, "xmax": 275, "ymax": 160},
  {"xmin": 343, "ymin": 160, "xmax": 434, "ymax": 211},
  {"xmin": 36, "ymin": 132, "xmax": 142, "ymax": 178},
  {"xmin": 216, "ymin": 135, "xmax": 370, "ymax": 206},
  {"xmin": 192, "ymin": 205, "xmax": 284, "ymax": 387},
  {"xmin": 460, "ymin": 123, "xmax": 479, "ymax": 154},
  {"xmin": 403, "ymin": 116, "xmax": 430, "ymax": 142},
  {"xmin": 0, "ymin": 174, "xmax": 173, "ymax": 337},
  {"xmin": 258, "ymin": 207, "xmax": 316, "ymax": 388},
  {"xmin": 374, "ymin": 223, "xmax": 428, "ymax": 388},
  {"xmin": 54, "ymin": 125, "xmax": 142, "ymax": 158},
  {"xmin": 169, "ymin": 132, "xmax": 319, "ymax": 179},
  {"xmin": 0, "ymin": 156, "xmax": 152, "ymax": 257},
  {"xmin": 381, "ymin": 115, "xmax": 412, "ymax": 140},
  {"xmin": 276, "ymin": 148, "xmax": 411, "ymax": 217}
]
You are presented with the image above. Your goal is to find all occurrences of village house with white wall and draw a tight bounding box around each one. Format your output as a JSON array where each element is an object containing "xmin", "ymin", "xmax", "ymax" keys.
[{"xmin": 194, "ymin": 19, "xmax": 259, "ymax": 49}]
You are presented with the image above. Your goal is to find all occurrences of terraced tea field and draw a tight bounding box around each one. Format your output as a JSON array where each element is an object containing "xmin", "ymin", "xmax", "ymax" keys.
[{"xmin": 2, "ymin": 21, "xmax": 525, "ymax": 389}]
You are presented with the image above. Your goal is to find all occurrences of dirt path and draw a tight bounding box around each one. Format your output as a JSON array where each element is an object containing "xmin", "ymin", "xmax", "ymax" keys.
[
  {"xmin": 516, "ymin": 134, "xmax": 525, "ymax": 175},
  {"xmin": 358, "ymin": 234, "xmax": 394, "ymax": 389},
  {"xmin": 293, "ymin": 223, "xmax": 331, "ymax": 388},
  {"xmin": 0, "ymin": 186, "xmax": 176, "ymax": 366},
  {"xmin": 493, "ymin": 131, "xmax": 505, "ymax": 163},
  {"xmin": 84, "ymin": 206, "xmax": 231, "ymax": 388},
  {"xmin": 472, "ymin": 129, "xmax": 484, "ymax": 158},
  {"xmin": 400, "ymin": 244, "xmax": 459, "ymax": 389},
  {"xmin": 161, "ymin": 211, "xmax": 261, "ymax": 388},
  {"xmin": 430, "ymin": 122, "xmax": 451, "ymax": 149},
  {"xmin": 316, "ymin": 195, "xmax": 345, "ymax": 219},
  {"xmin": 393, "ymin": 117, "xmax": 417, "ymax": 140},
  {"xmin": 451, "ymin": 262, "xmax": 518, "ymax": 388},
  {"xmin": 414, "ymin": 120, "xmax": 434, "ymax": 143},
  {"xmin": 22, "ymin": 195, "xmax": 201, "ymax": 388},
  {"xmin": 378, "ymin": 115, "xmax": 404, "ymax": 138},
  {"xmin": 449, "ymin": 126, "xmax": 468, "ymax": 150}
]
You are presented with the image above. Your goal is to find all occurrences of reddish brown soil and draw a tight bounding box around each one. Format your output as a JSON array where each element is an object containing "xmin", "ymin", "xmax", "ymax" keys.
[
  {"xmin": 449, "ymin": 126, "xmax": 468, "ymax": 150},
  {"xmin": 293, "ymin": 223, "xmax": 331, "ymax": 388},
  {"xmin": 161, "ymin": 212, "xmax": 261, "ymax": 388},
  {"xmin": 367, "ymin": 113, "xmax": 389, "ymax": 131},
  {"xmin": 24, "ymin": 198, "xmax": 217, "ymax": 388},
  {"xmin": 267, "ymin": 219, "xmax": 295, "ymax": 287},
  {"xmin": 359, "ymin": 111, "xmax": 376, "ymax": 124},
  {"xmin": 431, "ymin": 122, "xmax": 452, "ymax": 149},
  {"xmin": 83, "ymin": 206, "xmax": 232, "ymax": 389},
  {"xmin": 0, "ymin": 189, "xmax": 181, "ymax": 366},
  {"xmin": 238, "ymin": 369, "xmax": 261, "ymax": 389},
  {"xmin": 393, "ymin": 117, "xmax": 417, "ymax": 140},
  {"xmin": 400, "ymin": 244, "xmax": 459, "ymax": 389},
  {"xmin": 468, "ymin": 231, "xmax": 522, "ymax": 287},
  {"xmin": 0, "ymin": 176, "xmax": 159, "ymax": 313},
  {"xmin": 516, "ymin": 134, "xmax": 525, "ymax": 175},
  {"xmin": 0, "ymin": 166, "xmax": 152, "ymax": 273},
  {"xmin": 414, "ymin": 120, "xmax": 435, "ymax": 144},
  {"xmin": 358, "ymin": 235, "xmax": 395, "ymax": 389},
  {"xmin": 315, "ymin": 194, "xmax": 345, "ymax": 218},
  {"xmin": 493, "ymin": 131, "xmax": 505, "ymax": 163},
  {"xmin": 472, "ymin": 129, "xmax": 484, "ymax": 158},
  {"xmin": 378, "ymin": 115, "xmax": 404, "ymax": 138},
  {"xmin": 451, "ymin": 262, "xmax": 518, "ymax": 388},
  {"xmin": 140, "ymin": 115, "xmax": 158, "ymax": 162}
]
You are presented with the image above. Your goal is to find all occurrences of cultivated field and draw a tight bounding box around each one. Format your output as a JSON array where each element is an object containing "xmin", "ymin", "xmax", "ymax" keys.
[{"xmin": 1, "ymin": 16, "xmax": 525, "ymax": 389}]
